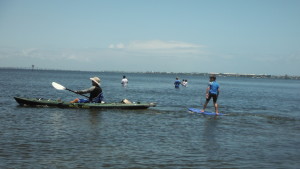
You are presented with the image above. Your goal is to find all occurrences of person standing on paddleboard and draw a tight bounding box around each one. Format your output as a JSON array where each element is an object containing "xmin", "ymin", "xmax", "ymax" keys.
[
  {"xmin": 70, "ymin": 77, "xmax": 104, "ymax": 103},
  {"xmin": 201, "ymin": 75, "xmax": 220, "ymax": 114}
]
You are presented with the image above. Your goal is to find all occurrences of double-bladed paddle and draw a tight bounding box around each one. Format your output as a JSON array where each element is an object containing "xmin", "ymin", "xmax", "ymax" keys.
[{"xmin": 52, "ymin": 82, "xmax": 89, "ymax": 98}]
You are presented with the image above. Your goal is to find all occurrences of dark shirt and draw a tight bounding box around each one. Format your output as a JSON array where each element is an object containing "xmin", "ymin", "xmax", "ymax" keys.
[{"xmin": 77, "ymin": 86, "xmax": 102, "ymax": 101}]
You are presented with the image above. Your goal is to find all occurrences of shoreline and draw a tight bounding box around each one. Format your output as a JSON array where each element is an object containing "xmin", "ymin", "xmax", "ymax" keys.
[{"xmin": 1, "ymin": 67, "xmax": 299, "ymax": 80}]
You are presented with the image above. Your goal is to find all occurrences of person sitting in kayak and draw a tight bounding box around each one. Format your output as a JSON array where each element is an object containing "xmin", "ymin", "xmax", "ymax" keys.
[{"xmin": 70, "ymin": 77, "xmax": 104, "ymax": 103}]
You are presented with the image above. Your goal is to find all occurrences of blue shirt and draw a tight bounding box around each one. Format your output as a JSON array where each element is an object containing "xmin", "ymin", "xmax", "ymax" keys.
[
  {"xmin": 208, "ymin": 81, "xmax": 219, "ymax": 95},
  {"xmin": 174, "ymin": 80, "xmax": 181, "ymax": 88}
]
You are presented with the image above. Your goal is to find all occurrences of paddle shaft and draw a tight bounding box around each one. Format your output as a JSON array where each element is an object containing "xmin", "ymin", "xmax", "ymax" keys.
[
  {"xmin": 52, "ymin": 82, "xmax": 90, "ymax": 99},
  {"xmin": 65, "ymin": 88, "xmax": 89, "ymax": 98}
]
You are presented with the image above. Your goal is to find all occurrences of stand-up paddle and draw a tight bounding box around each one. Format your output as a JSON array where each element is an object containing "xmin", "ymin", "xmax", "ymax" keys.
[{"xmin": 52, "ymin": 82, "xmax": 89, "ymax": 98}]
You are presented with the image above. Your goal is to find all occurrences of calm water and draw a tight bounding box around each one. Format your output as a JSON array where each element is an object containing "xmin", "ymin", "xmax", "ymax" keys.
[{"xmin": 0, "ymin": 69, "xmax": 299, "ymax": 168}]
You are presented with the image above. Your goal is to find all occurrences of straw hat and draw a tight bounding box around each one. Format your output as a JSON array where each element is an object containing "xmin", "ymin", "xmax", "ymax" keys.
[{"xmin": 90, "ymin": 77, "xmax": 101, "ymax": 85}]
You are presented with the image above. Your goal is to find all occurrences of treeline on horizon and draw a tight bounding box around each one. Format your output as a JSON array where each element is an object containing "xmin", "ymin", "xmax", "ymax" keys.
[{"xmin": 1, "ymin": 66, "xmax": 299, "ymax": 80}]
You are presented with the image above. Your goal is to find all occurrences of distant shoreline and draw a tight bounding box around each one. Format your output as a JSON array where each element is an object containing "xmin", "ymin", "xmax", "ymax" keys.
[{"xmin": 1, "ymin": 67, "xmax": 299, "ymax": 80}]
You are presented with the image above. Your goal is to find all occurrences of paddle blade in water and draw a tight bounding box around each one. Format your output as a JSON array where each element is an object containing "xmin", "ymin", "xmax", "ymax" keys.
[{"xmin": 52, "ymin": 82, "xmax": 66, "ymax": 90}]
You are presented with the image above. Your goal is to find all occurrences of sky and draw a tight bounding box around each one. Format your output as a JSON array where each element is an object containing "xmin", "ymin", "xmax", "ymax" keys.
[{"xmin": 0, "ymin": 0, "xmax": 299, "ymax": 75}]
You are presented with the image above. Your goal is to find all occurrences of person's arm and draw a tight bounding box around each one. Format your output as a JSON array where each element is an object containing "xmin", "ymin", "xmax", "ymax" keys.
[
  {"xmin": 76, "ymin": 86, "xmax": 95, "ymax": 94},
  {"xmin": 205, "ymin": 86, "xmax": 210, "ymax": 99}
]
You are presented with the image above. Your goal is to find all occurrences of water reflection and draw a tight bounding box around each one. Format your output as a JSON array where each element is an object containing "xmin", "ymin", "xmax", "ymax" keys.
[
  {"xmin": 47, "ymin": 111, "xmax": 67, "ymax": 140},
  {"xmin": 88, "ymin": 109, "xmax": 102, "ymax": 126},
  {"xmin": 202, "ymin": 118, "xmax": 221, "ymax": 161}
]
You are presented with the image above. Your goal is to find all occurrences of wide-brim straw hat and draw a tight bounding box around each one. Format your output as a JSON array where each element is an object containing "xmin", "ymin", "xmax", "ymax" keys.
[{"xmin": 90, "ymin": 77, "xmax": 101, "ymax": 85}]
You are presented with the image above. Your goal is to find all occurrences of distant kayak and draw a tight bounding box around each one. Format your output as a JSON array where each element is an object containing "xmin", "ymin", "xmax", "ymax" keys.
[{"xmin": 14, "ymin": 97, "xmax": 156, "ymax": 109}]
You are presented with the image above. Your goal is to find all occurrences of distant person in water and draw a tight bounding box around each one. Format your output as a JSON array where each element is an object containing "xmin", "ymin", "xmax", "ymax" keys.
[
  {"xmin": 201, "ymin": 75, "xmax": 220, "ymax": 114},
  {"xmin": 121, "ymin": 75, "xmax": 128, "ymax": 87},
  {"xmin": 174, "ymin": 77, "xmax": 181, "ymax": 88},
  {"xmin": 70, "ymin": 77, "xmax": 104, "ymax": 103},
  {"xmin": 182, "ymin": 79, "xmax": 188, "ymax": 87}
]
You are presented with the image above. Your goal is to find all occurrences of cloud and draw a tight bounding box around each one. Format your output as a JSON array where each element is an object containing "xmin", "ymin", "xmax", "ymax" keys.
[
  {"xmin": 127, "ymin": 40, "xmax": 204, "ymax": 50},
  {"xmin": 109, "ymin": 43, "xmax": 125, "ymax": 49},
  {"xmin": 109, "ymin": 40, "xmax": 204, "ymax": 50},
  {"xmin": 0, "ymin": 40, "xmax": 210, "ymax": 72},
  {"xmin": 21, "ymin": 48, "xmax": 39, "ymax": 56},
  {"xmin": 0, "ymin": 40, "xmax": 208, "ymax": 63},
  {"xmin": 0, "ymin": 47, "xmax": 90, "ymax": 62},
  {"xmin": 107, "ymin": 40, "xmax": 208, "ymax": 58}
]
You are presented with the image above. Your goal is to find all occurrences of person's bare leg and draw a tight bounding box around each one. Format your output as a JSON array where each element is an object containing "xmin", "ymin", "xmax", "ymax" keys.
[
  {"xmin": 202, "ymin": 100, "xmax": 209, "ymax": 112},
  {"xmin": 70, "ymin": 98, "xmax": 79, "ymax": 103},
  {"xmin": 214, "ymin": 102, "xmax": 219, "ymax": 114}
]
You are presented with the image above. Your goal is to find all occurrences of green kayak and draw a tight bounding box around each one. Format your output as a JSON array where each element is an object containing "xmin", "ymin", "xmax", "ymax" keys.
[{"xmin": 14, "ymin": 97, "xmax": 156, "ymax": 109}]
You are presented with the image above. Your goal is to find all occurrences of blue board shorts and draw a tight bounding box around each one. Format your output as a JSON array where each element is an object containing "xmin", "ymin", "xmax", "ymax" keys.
[{"xmin": 78, "ymin": 99, "xmax": 89, "ymax": 103}]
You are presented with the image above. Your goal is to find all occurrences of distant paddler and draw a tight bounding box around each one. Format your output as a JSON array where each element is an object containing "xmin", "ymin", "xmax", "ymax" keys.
[{"xmin": 70, "ymin": 77, "xmax": 104, "ymax": 103}]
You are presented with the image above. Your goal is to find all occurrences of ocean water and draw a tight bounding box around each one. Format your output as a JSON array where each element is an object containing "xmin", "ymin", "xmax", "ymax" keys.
[{"xmin": 0, "ymin": 68, "xmax": 299, "ymax": 168}]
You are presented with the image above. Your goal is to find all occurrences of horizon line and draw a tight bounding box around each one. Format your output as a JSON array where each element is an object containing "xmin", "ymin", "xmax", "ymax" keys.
[{"xmin": 1, "ymin": 66, "xmax": 299, "ymax": 79}]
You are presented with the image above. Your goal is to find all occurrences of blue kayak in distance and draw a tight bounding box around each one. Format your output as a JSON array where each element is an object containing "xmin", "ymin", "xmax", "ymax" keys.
[{"xmin": 188, "ymin": 108, "xmax": 224, "ymax": 116}]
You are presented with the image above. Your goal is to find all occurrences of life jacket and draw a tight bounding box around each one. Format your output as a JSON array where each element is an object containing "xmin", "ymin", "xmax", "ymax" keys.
[{"xmin": 89, "ymin": 86, "xmax": 104, "ymax": 103}]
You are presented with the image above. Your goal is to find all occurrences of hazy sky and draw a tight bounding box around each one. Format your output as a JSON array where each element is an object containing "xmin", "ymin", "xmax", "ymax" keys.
[{"xmin": 0, "ymin": 0, "xmax": 299, "ymax": 75}]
